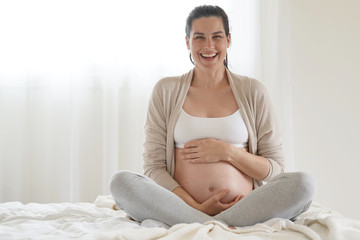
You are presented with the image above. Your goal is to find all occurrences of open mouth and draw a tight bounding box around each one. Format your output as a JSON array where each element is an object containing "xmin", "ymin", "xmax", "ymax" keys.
[{"xmin": 200, "ymin": 53, "xmax": 218, "ymax": 59}]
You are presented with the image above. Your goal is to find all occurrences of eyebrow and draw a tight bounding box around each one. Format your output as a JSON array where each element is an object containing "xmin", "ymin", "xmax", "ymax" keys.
[
  {"xmin": 212, "ymin": 31, "xmax": 224, "ymax": 35},
  {"xmin": 193, "ymin": 31, "xmax": 225, "ymax": 35}
]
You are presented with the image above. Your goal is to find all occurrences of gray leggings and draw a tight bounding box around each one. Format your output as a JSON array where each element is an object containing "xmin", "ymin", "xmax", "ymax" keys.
[{"xmin": 110, "ymin": 171, "xmax": 315, "ymax": 227}]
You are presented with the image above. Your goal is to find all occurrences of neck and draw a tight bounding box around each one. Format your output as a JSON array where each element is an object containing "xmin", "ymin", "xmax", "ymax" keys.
[{"xmin": 192, "ymin": 65, "xmax": 228, "ymax": 88}]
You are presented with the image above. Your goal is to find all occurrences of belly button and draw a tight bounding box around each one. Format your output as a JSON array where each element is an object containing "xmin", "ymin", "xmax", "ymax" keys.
[{"xmin": 209, "ymin": 187, "xmax": 214, "ymax": 192}]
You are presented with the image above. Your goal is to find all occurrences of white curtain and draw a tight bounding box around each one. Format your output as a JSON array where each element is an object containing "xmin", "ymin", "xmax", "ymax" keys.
[{"xmin": 0, "ymin": 0, "xmax": 292, "ymax": 203}]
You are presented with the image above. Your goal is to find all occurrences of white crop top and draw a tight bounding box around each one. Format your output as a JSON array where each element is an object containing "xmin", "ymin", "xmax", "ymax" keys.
[{"xmin": 174, "ymin": 108, "xmax": 249, "ymax": 148}]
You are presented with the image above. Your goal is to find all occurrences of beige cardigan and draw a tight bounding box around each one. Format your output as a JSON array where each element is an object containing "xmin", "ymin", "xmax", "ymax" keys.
[{"xmin": 143, "ymin": 68, "xmax": 285, "ymax": 191}]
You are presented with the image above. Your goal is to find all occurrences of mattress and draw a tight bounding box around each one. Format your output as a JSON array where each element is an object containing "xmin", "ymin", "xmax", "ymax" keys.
[{"xmin": 1, "ymin": 195, "xmax": 359, "ymax": 240}]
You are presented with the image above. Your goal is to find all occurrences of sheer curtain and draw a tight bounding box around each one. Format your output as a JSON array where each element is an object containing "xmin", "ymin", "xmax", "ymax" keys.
[{"xmin": 0, "ymin": 0, "xmax": 292, "ymax": 203}]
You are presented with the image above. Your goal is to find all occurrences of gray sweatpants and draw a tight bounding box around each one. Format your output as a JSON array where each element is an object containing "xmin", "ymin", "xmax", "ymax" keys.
[{"xmin": 110, "ymin": 171, "xmax": 315, "ymax": 227}]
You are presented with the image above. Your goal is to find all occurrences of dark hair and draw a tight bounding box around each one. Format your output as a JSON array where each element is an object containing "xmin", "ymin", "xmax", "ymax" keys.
[{"xmin": 185, "ymin": 5, "xmax": 230, "ymax": 67}]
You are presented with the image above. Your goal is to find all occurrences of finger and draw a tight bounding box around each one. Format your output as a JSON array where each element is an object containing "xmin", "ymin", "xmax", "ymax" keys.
[
  {"xmin": 212, "ymin": 189, "xmax": 230, "ymax": 200},
  {"xmin": 184, "ymin": 138, "xmax": 211, "ymax": 148},
  {"xmin": 182, "ymin": 153, "xmax": 200, "ymax": 160},
  {"xmin": 186, "ymin": 158, "xmax": 205, "ymax": 164},
  {"xmin": 184, "ymin": 140, "xmax": 199, "ymax": 149},
  {"xmin": 181, "ymin": 147, "xmax": 198, "ymax": 154},
  {"xmin": 236, "ymin": 195, "xmax": 243, "ymax": 200},
  {"xmin": 233, "ymin": 195, "xmax": 244, "ymax": 203},
  {"xmin": 220, "ymin": 195, "xmax": 243, "ymax": 208},
  {"xmin": 222, "ymin": 201, "xmax": 238, "ymax": 209},
  {"xmin": 228, "ymin": 195, "xmax": 241, "ymax": 205}
]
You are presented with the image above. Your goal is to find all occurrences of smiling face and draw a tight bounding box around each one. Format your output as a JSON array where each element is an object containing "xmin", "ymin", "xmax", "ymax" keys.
[{"xmin": 186, "ymin": 16, "xmax": 230, "ymax": 71}]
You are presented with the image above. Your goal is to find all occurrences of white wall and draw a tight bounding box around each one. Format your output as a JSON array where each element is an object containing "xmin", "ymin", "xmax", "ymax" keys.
[{"xmin": 289, "ymin": 0, "xmax": 360, "ymax": 220}]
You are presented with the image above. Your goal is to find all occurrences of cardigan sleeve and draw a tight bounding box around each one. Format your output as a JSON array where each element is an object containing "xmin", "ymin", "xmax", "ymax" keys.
[
  {"xmin": 252, "ymin": 80, "xmax": 285, "ymax": 181},
  {"xmin": 142, "ymin": 81, "xmax": 180, "ymax": 191}
]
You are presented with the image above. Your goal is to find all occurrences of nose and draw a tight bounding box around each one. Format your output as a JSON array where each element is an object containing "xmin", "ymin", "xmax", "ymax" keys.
[{"xmin": 204, "ymin": 37, "xmax": 214, "ymax": 49}]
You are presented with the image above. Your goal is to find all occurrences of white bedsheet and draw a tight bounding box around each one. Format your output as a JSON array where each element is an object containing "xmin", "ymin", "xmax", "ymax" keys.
[{"xmin": 1, "ymin": 196, "xmax": 359, "ymax": 240}]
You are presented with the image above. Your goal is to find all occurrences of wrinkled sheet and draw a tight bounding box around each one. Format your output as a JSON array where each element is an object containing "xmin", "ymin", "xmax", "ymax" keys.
[{"xmin": 1, "ymin": 197, "xmax": 359, "ymax": 240}]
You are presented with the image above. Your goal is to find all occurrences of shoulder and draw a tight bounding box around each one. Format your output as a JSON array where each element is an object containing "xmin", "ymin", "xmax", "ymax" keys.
[
  {"xmin": 153, "ymin": 75, "xmax": 182, "ymax": 92},
  {"xmin": 152, "ymin": 70, "xmax": 193, "ymax": 96},
  {"xmin": 227, "ymin": 70, "xmax": 267, "ymax": 96}
]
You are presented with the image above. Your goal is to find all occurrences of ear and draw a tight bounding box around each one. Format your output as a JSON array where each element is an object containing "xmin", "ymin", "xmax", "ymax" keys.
[
  {"xmin": 227, "ymin": 33, "xmax": 231, "ymax": 48},
  {"xmin": 185, "ymin": 36, "xmax": 190, "ymax": 50}
]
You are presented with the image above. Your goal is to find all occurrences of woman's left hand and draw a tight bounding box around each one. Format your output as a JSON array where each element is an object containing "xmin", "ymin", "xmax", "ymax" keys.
[{"xmin": 179, "ymin": 138, "xmax": 232, "ymax": 163}]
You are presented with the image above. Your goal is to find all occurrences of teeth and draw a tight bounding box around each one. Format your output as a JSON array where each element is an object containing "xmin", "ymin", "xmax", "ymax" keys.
[{"xmin": 201, "ymin": 53, "xmax": 217, "ymax": 58}]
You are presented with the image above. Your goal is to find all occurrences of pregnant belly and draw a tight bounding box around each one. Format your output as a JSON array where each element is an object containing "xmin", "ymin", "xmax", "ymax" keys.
[{"xmin": 174, "ymin": 148, "xmax": 254, "ymax": 204}]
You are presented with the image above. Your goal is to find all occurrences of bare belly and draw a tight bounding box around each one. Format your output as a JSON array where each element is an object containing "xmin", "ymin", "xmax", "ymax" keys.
[{"xmin": 174, "ymin": 148, "xmax": 254, "ymax": 204}]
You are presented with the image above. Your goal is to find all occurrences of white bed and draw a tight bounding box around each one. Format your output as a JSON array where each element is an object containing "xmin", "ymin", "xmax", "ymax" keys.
[{"xmin": 1, "ymin": 196, "xmax": 359, "ymax": 240}]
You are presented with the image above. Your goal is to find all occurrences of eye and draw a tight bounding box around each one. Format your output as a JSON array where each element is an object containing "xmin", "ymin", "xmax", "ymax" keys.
[
  {"xmin": 213, "ymin": 35, "xmax": 222, "ymax": 39},
  {"xmin": 195, "ymin": 36, "xmax": 205, "ymax": 39}
]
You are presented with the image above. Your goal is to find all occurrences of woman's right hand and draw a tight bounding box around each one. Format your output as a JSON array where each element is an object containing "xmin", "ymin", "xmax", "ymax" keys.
[{"xmin": 197, "ymin": 189, "xmax": 243, "ymax": 216}]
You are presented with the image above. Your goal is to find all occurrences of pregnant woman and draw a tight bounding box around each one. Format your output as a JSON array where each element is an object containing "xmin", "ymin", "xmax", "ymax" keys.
[{"xmin": 110, "ymin": 5, "xmax": 315, "ymax": 227}]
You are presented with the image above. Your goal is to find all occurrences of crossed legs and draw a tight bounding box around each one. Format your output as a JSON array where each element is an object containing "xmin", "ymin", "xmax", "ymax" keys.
[{"xmin": 110, "ymin": 171, "xmax": 315, "ymax": 227}]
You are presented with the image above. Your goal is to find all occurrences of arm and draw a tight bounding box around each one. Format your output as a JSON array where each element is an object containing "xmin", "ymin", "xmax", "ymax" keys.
[
  {"xmin": 251, "ymin": 80, "xmax": 285, "ymax": 180},
  {"xmin": 181, "ymin": 139, "xmax": 269, "ymax": 180},
  {"xmin": 143, "ymin": 80, "xmax": 180, "ymax": 191},
  {"xmin": 225, "ymin": 144, "xmax": 270, "ymax": 181},
  {"xmin": 172, "ymin": 186, "xmax": 200, "ymax": 209}
]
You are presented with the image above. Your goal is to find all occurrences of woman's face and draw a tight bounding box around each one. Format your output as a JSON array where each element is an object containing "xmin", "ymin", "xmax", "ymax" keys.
[{"xmin": 186, "ymin": 16, "xmax": 230, "ymax": 71}]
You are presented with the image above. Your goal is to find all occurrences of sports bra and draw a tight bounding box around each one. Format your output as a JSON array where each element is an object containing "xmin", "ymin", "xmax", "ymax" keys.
[{"xmin": 174, "ymin": 108, "xmax": 249, "ymax": 148}]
